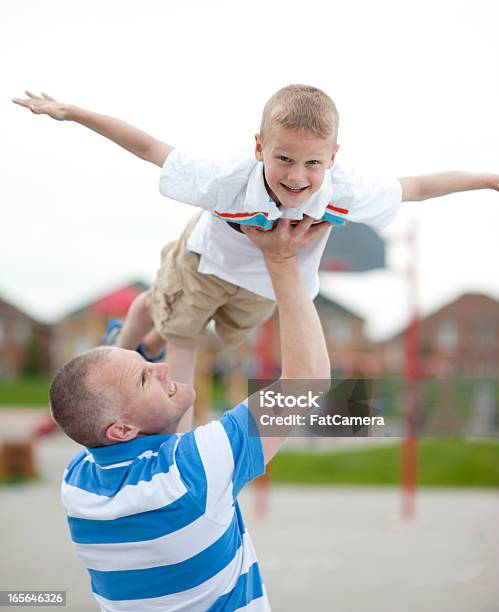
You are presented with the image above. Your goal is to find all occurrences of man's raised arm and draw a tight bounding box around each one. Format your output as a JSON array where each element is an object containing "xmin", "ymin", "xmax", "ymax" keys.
[
  {"xmin": 12, "ymin": 91, "xmax": 172, "ymax": 167},
  {"xmin": 242, "ymin": 218, "xmax": 331, "ymax": 463}
]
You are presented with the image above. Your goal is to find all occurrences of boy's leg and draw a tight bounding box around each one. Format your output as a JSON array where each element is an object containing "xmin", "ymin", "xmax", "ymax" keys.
[
  {"xmin": 150, "ymin": 212, "xmax": 227, "ymax": 430},
  {"xmin": 113, "ymin": 290, "xmax": 154, "ymax": 350},
  {"xmin": 214, "ymin": 287, "xmax": 276, "ymax": 351},
  {"xmin": 166, "ymin": 343, "xmax": 198, "ymax": 433},
  {"xmin": 141, "ymin": 328, "xmax": 168, "ymax": 357}
]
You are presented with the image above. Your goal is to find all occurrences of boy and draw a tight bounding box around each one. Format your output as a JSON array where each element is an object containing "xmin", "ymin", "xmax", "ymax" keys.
[{"xmin": 13, "ymin": 85, "xmax": 499, "ymax": 431}]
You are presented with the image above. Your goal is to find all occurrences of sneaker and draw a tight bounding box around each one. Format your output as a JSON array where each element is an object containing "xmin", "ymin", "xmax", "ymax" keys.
[
  {"xmin": 102, "ymin": 319, "xmax": 166, "ymax": 363},
  {"xmin": 103, "ymin": 319, "xmax": 123, "ymax": 346},
  {"xmin": 137, "ymin": 344, "xmax": 166, "ymax": 363}
]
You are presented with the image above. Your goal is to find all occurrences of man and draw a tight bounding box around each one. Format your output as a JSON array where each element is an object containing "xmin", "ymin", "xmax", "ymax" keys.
[{"xmin": 49, "ymin": 217, "xmax": 331, "ymax": 611}]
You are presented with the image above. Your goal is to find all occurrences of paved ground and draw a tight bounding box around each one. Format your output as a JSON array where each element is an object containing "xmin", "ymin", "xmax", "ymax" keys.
[{"xmin": 1, "ymin": 411, "xmax": 498, "ymax": 611}]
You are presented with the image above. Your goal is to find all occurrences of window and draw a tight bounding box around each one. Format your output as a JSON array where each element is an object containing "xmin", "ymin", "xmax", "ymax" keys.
[
  {"xmin": 329, "ymin": 318, "xmax": 351, "ymax": 346},
  {"xmin": 437, "ymin": 319, "xmax": 459, "ymax": 351},
  {"xmin": 478, "ymin": 319, "xmax": 497, "ymax": 348},
  {"xmin": 13, "ymin": 321, "xmax": 31, "ymax": 345}
]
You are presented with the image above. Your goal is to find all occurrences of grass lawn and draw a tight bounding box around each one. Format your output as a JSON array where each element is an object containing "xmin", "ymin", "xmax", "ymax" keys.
[
  {"xmin": 0, "ymin": 475, "xmax": 37, "ymax": 486},
  {"xmin": 270, "ymin": 439, "xmax": 499, "ymax": 487},
  {"xmin": 0, "ymin": 377, "xmax": 50, "ymax": 407}
]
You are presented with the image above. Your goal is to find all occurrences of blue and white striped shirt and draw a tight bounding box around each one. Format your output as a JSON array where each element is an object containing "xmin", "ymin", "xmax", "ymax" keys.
[{"xmin": 61, "ymin": 403, "xmax": 270, "ymax": 611}]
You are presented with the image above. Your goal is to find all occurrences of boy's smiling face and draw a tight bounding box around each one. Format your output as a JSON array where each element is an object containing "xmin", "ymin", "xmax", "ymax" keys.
[{"xmin": 255, "ymin": 127, "xmax": 339, "ymax": 208}]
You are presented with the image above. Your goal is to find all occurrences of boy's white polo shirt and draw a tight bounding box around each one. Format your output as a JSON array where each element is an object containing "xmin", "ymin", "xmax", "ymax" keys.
[{"xmin": 159, "ymin": 149, "xmax": 402, "ymax": 300}]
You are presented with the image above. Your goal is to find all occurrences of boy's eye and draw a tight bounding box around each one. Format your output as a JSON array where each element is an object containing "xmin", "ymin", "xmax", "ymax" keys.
[
  {"xmin": 307, "ymin": 160, "xmax": 321, "ymax": 166},
  {"xmin": 278, "ymin": 156, "xmax": 292, "ymax": 162},
  {"xmin": 141, "ymin": 370, "xmax": 147, "ymax": 387}
]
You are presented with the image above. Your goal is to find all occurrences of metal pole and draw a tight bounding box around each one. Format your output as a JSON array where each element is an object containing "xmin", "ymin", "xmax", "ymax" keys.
[
  {"xmin": 254, "ymin": 317, "xmax": 274, "ymax": 518},
  {"xmin": 401, "ymin": 222, "xmax": 420, "ymax": 519}
]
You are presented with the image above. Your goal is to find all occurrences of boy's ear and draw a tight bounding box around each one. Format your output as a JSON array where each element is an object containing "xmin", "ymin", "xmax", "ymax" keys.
[
  {"xmin": 255, "ymin": 134, "xmax": 264, "ymax": 161},
  {"xmin": 105, "ymin": 420, "xmax": 139, "ymax": 443},
  {"xmin": 327, "ymin": 144, "xmax": 340, "ymax": 169}
]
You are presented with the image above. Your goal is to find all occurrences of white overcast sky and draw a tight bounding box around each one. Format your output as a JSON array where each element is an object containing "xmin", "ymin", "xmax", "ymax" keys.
[{"xmin": 1, "ymin": 0, "xmax": 498, "ymax": 339}]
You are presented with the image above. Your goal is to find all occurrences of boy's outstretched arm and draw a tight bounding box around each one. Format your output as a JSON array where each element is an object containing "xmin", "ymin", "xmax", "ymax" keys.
[
  {"xmin": 399, "ymin": 172, "xmax": 499, "ymax": 202},
  {"xmin": 12, "ymin": 91, "xmax": 172, "ymax": 167}
]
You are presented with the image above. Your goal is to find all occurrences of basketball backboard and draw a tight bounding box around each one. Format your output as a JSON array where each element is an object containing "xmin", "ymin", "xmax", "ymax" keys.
[{"xmin": 320, "ymin": 223, "xmax": 386, "ymax": 272}]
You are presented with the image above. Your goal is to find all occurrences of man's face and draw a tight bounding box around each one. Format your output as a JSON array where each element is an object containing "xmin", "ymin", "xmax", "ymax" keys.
[
  {"xmin": 91, "ymin": 347, "xmax": 195, "ymax": 438},
  {"xmin": 255, "ymin": 127, "xmax": 339, "ymax": 209}
]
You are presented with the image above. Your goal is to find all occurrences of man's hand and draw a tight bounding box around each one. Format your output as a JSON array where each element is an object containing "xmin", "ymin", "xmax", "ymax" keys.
[
  {"xmin": 12, "ymin": 91, "xmax": 68, "ymax": 121},
  {"xmin": 241, "ymin": 216, "xmax": 330, "ymax": 262}
]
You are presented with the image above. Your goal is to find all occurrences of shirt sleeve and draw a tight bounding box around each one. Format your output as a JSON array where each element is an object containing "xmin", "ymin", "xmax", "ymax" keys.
[
  {"xmin": 330, "ymin": 165, "xmax": 402, "ymax": 231},
  {"xmin": 159, "ymin": 148, "xmax": 219, "ymax": 211},
  {"xmin": 174, "ymin": 404, "xmax": 265, "ymax": 520},
  {"xmin": 159, "ymin": 149, "xmax": 253, "ymax": 212}
]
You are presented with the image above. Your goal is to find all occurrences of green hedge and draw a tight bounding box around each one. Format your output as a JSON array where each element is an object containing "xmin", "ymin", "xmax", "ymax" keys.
[
  {"xmin": 0, "ymin": 377, "xmax": 51, "ymax": 407},
  {"xmin": 270, "ymin": 439, "xmax": 499, "ymax": 487}
]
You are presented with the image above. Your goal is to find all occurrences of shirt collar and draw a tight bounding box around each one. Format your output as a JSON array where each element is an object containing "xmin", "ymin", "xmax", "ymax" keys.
[
  {"xmin": 86, "ymin": 434, "xmax": 174, "ymax": 465},
  {"xmin": 244, "ymin": 162, "xmax": 334, "ymax": 220}
]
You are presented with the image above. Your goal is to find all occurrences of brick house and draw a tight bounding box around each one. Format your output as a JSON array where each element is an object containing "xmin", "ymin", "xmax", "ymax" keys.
[
  {"xmin": 381, "ymin": 293, "xmax": 499, "ymax": 378},
  {"xmin": 248, "ymin": 294, "xmax": 370, "ymax": 378},
  {"xmin": 0, "ymin": 296, "xmax": 51, "ymax": 378},
  {"xmin": 52, "ymin": 281, "xmax": 149, "ymax": 371}
]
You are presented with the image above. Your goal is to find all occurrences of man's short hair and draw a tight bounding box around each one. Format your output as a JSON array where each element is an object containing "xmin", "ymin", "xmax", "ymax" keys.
[
  {"xmin": 260, "ymin": 84, "xmax": 339, "ymax": 145},
  {"xmin": 49, "ymin": 347, "xmax": 120, "ymax": 448}
]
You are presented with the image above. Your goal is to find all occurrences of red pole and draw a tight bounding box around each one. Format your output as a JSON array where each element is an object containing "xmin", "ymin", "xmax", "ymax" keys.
[
  {"xmin": 401, "ymin": 223, "xmax": 420, "ymax": 519},
  {"xmin": 256, "ymin": 318, "xmax": 275, "ymax": 379},
  {"xmin": 254, "ymin": 317, "xmax": 275, "ymax": 518}
]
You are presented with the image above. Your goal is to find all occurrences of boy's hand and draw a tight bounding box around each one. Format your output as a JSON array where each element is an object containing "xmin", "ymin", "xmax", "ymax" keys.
[
  {"xmin": 12, "ymin": 91, "xmax": 172, "ymax": 166},
  {"xmin": 12, "ymin": 91, "xmax": 68, "ymax": 121},
  {"xmin": 490, "ymin": 175, "xmax": 499, "ymax": 192},
  {"xmin": 241, "ymin": 216, "xmax": 330, "ymax": 262}
]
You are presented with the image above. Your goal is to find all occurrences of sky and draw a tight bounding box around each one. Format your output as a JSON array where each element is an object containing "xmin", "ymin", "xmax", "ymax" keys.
[{"xmin": 1, "ymin": 0, "xmax": 498, "ymax": 340}]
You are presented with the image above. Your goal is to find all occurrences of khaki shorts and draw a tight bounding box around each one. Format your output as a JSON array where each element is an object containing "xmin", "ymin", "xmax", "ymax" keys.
[{"xmin": 152, "ymin": 213, "xmax": 276, "ymax": 348}]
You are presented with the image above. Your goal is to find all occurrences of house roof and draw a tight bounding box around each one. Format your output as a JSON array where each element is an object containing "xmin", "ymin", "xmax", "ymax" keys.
[
  {"xmin": 319, "ymin": 270, "xmax": 499, "ymax": 342},
  {"xmin": 0, "ymin": 295, "xmax": 41, "ymax": 325},
  {"xmin": 382, "ymin": 292, "xmax": 499, "ymax": 344},
  {"xmin": 422, "ymin": 293, "xmax": 499, "ymax": 322},
  {"xmin": 63, "ymin": 281, "xmax": 150, "ymax": 319},
  {"xmin": 315, "ymin": 294, "xmax": 364, "ymax": 320}
]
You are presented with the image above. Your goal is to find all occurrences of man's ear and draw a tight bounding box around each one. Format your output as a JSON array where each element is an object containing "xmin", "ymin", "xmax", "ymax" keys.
[
  {"xmin": 105, "ymin": 420, "xmax": 139, "ymax": 443},
  {"xmin": 327, "ymin": 144, "xmax": 340, "ymax": 169},
  {"xmin": 255, "ymin": 134, "xmax": 264, "ymax": 161}
]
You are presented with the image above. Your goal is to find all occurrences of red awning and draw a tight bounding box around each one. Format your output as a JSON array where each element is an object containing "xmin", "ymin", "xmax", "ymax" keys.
[{"xmin": 90, "ymin": 286, "xmax": 142, "ymax": 315}]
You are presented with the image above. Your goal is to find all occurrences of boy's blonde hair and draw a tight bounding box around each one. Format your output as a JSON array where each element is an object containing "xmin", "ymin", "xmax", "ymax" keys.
[{"xmin": 260, "ymin": 84, "xmax": 339, "ymax": 145}]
